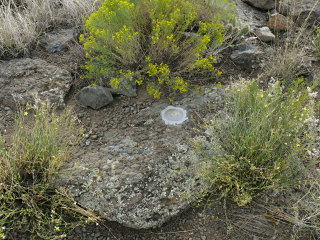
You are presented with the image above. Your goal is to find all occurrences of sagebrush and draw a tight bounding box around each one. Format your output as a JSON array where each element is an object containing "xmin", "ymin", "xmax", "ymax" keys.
[{"xmin": 81, "ymin": 0, "xmax": 236, "ymax": 98}]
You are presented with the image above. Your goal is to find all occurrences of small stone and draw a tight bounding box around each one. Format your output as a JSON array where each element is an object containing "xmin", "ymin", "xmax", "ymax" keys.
[
  {"xmin": 85, "ymin": 139, "xmax": 91, "ymax": 145},
  {"xmin": 76, "ymin": 86, "xmax": 114, "ymax": 110},
  {"xmin": 255, "ymin": 27, "xmax": 275, "ymax": 42},
  {"xmin": 267, "ymin": 13, "xmax": 293, "ymax": 31},
  {"xmin": 231, "ymin": 41, "xmax": 263, "ymax": 69},
  {"xmin": 144, "ymin": 119, "xmax": 154, "ymax": 125},
  {"xmin": 67, "ymin": 234, "xmax": 74, "ymax": 239},
  {"xmin": 84, "ymin": 133, "xmax": 90, "ymax": 138},
  {"xmin": 91, "ymin": 135, "xmax": 98, "ymax": 140},
  {"xmin": 41, "ymin": 28, "xmax": 76, "ymax": 53}
]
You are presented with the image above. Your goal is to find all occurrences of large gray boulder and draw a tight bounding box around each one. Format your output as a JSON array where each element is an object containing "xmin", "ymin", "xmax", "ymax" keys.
[
  {"xmin": 57, "ymin": 87, "xmax": 225, "ymax": 229},
  {"xmin": 242, "ymin": 0, "xmax": 275, "ymax": 10},
  {"xmin": 0, "ymin": 58, "xmax": 72, "ymax": 108},
  {"xmin": 58, "ymin": 137, "xmax": 201, "ymax": 229},
  {"xmin": 277, "ymin": 0, "xmax": 320, "ymax": 26},
  {"xmin": 76, "ymin": 85, "xmax": 113, "ymax": 109}
]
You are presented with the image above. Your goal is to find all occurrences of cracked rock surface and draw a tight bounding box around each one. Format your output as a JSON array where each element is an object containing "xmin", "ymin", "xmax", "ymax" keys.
[
  {"xmin": 0, "ymin": 58, "xmax": 72, "ymax": 108},
  {"xmin": 57, "ymin": 87, "xmax": 225, "ymax": 229}
]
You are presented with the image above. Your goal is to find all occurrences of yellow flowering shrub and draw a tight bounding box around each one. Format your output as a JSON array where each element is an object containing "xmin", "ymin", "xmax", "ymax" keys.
[{"xmin": 80, "ymin": 0, "xmax": 230, "ymax": 97}]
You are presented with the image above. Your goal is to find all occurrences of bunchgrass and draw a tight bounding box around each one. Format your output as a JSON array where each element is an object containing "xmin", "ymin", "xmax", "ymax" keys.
[
  {"xmin": 263, "ymin": 0, "xmax": 320, "ymax": 86},
  {"xmin": 255, "ymin": 3, "xmax": 320, "ymax": 235},
  {"xmin": 0, "ymin": 0, "xmax": 100, "ymax": 57},
  {"xmin": 0, "ymin": 103, "xmax": 98, "ymax": 239},
  {"xmin": 195, "ymin": 80, "xmax": 318, "ymax": 206}
]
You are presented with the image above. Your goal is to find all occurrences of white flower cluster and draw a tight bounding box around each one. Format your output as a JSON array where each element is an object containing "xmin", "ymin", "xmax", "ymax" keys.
[{"xmin": 305, "ymin": 87, "xmax": 320, "ymax": 159}]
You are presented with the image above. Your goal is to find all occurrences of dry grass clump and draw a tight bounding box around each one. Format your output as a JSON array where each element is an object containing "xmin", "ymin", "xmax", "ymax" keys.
[
  {"xmin": 262, "ymin": 27, "xmax": 314, "ymax": 86},
  {"xmin": 263, "ymin": 41, "xmax": 312, "ymax": 84},
  {"xmin": 0, "ymin": 102, "xmax": 98, "ymax": 239},
  {"xmin": 0, "ymin": 0, "xmax": 100, "ymax": 57},
  {"xmin": 194, "ymin": 79, "xmax": 319, "ymax": 207},
  {"xmin": 232, "ymin": 173, "xmax": 320, "ymax": 239},
  {"xmin": 262, "ymin": 0, "xmax": 320, "ymax": 86},
  {"xmin": 193, "ymin": 79, "xmax": 319, "ymax": 238},
  {"xmin": 192, "ymin": 0, "xmax": 320, "ymax": 237}
]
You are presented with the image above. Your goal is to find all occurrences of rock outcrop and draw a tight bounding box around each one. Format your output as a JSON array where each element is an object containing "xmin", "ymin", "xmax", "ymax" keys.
[
  {"xmin": 242, "ymin": 0, "xmax": 275, "ymax": 10},
  {"xmin": 267, "ymin": 13, "xmax": 294, "ymax": 31},
  {"xmin": 255, "ymin": 26, "xmax": 276, "ymax": 42},
  {"xmin": 235, "ymin": 0, "xmax": 268, "ymax": 30},
  {"xmin": 57, "ymin": 87, "xmax": 225, "ymax": 229},
  {"xmin": 231, "ymin": 37, "xmax": 264, "ymax": 69},
  {"xmin": 277, "ymin": 0, "xmax": 320, "ymax": 26},
  {"xmin": 0, "ymin": 58, "xmax": 72, "ymax": 108},
  {"xmin": 40, "ymin": 28, "xmax": 77, "ymax": 53}
]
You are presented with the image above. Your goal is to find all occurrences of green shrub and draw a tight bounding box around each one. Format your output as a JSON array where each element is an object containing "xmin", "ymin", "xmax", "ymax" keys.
[
  {"xmin": 192, "ymin": 0, "xmax": 236, "ymax": 25},
  {"xmin": 0, "ymin": 103, "xmax": 97, "ymax": 239},
  {"xmin": 80, "ymin": 0, "xmax": 235, "ymax": 98},
  {"xmin": 195, "ymin": 80, "xmax": 318, "ymax": 206}
]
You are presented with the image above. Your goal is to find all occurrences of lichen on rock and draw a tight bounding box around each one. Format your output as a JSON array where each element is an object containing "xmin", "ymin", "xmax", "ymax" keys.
[{"xmin": 0, "ymin": 58, "xmax": 72, "ymax": 108}]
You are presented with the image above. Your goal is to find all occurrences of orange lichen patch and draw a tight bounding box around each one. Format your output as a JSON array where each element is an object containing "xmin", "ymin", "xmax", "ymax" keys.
[{"xmin": 267, "ymin": 14, "xmax": 294, "ymax": 31}]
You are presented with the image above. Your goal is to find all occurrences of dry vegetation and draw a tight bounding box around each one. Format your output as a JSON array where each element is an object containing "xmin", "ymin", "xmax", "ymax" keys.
[
  {"xmin": 0, "ymin": 103, "xmax": 99, "ymax": 239},
  {"xmin": 0, "ymin": 0, "xmax": 100, "ymax": 57}
]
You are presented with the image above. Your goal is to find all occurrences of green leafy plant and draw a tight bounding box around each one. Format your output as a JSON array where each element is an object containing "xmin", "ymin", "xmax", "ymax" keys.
[
  {"xmin": 0, "ymin": 103, "xmax": 98, "ymax": 239},
  {"xmin": 80, "ymin": 0, "xmax": 235, "ymax": 98},
  {"xmin": 195, "ymin": 80, "xmax": 318, "ymax": 206}
]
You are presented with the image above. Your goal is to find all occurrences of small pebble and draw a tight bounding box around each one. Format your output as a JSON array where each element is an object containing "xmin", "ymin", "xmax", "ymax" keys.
[{"xmin": 91, "ymin": 135, "xmax": 98, "ymax": 140}]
